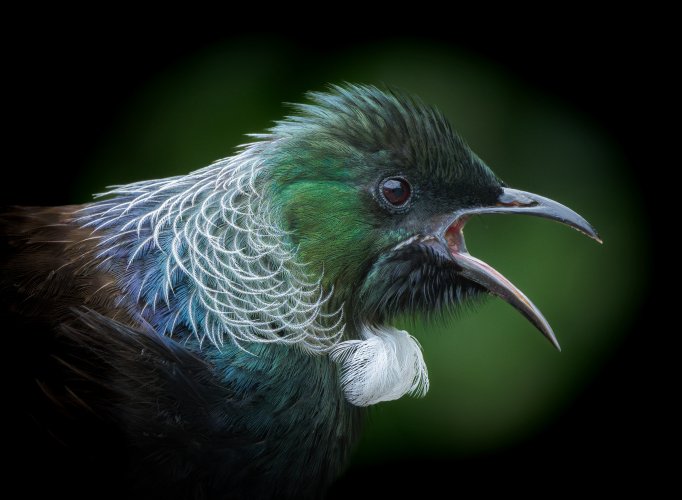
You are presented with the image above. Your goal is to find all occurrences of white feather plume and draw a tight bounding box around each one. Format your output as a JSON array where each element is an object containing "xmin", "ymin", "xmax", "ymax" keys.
[{"xmin": 330, "ymin": 325, "xmax": 429, "ymax": 406}]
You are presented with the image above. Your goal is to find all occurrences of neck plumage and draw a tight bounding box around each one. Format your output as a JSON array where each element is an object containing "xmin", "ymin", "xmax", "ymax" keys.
[
  {"xmin": 76, "ymin": 145, "xmax": 343, "ymax": 352},
  {"xmin": 74, "ymin": 142, "xmax": 428, "ymax": 407}
]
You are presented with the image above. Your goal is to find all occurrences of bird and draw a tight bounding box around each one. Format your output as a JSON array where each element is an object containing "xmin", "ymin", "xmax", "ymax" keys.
[{"xmin": 1, "ymin": 84, "xmax": 600, "ymax": 499}]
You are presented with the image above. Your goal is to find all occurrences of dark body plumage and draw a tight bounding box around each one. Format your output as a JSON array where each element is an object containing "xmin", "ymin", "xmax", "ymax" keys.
[{"xmin": 2, "ymin": 207, "xmax": 361, "ymax": 499}]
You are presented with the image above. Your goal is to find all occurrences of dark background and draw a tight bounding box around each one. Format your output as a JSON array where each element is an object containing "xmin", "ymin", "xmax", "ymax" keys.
[{"xmin": 4, "ymin": 17, "xmax": 668, "ymax": 495}]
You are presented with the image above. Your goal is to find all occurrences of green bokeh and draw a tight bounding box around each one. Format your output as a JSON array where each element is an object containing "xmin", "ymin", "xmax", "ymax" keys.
[{"xmin": 76, "ymin": 40, "xmax": 646, "ymax": 461}]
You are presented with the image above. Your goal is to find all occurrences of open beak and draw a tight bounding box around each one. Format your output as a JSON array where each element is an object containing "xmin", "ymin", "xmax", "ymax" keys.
[{"xmin": 442, "ymin": 188, "xmax": 602, "ymax": 351}]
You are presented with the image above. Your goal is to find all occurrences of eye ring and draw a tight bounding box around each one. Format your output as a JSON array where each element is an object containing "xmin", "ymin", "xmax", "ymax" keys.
[{"xmin": 379, "ymin": 176, "xmax": 412, "ymax": 209}]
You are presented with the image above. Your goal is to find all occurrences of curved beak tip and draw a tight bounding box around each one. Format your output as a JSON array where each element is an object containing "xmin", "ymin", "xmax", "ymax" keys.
[{"xmin": 575, "ymin": 220, "xmax": 602, "ymax": 244}]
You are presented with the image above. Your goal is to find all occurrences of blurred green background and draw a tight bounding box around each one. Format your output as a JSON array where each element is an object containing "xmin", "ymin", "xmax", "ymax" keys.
[{"xmin": 71, "ymin": 39, "xmax": 645, "ymax": 464}]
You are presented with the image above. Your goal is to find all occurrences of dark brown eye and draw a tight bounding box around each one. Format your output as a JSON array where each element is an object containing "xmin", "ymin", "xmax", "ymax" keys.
[{"xmin": 381, "ymin": 177, "xmax": 411, "ymax": 206}]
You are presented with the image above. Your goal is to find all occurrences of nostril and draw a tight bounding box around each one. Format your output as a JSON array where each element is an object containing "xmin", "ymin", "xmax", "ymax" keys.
[{"xmin": 497, "ymin": 191, "xmax": 536, "ymax": 207}]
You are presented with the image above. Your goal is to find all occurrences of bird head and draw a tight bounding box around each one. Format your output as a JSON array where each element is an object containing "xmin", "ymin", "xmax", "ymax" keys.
[{"xmin": 267, "ymin": 84, "xmax": 601, "ymax": 351}]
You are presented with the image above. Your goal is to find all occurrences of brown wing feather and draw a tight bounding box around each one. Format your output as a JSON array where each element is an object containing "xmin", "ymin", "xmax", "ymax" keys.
[{"xmin": 1, "ymin": 206, "xmax": 134, "ymax": 326}]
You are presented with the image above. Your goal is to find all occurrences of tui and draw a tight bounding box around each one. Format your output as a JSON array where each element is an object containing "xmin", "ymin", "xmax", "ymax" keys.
[{"xmin": 1, "ymin": 84, "xmax": 600, "ymax": 499}]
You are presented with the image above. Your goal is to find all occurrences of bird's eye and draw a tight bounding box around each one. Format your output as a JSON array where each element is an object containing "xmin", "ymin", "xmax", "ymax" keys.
[{"xmin": 381, "ymin": 177, "xmax": 412, "ymax": 207}]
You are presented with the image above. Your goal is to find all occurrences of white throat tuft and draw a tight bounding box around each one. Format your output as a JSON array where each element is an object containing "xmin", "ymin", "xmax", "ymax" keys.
[{"xmin": 330, "ymin": 325, "xmax": 429, "ymax": 406}]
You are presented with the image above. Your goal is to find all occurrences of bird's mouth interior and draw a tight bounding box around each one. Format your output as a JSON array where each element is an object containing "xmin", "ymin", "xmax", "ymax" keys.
[{"xmin": 444, "ymin": 217, "xmax": 469, "ymax": 256}]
